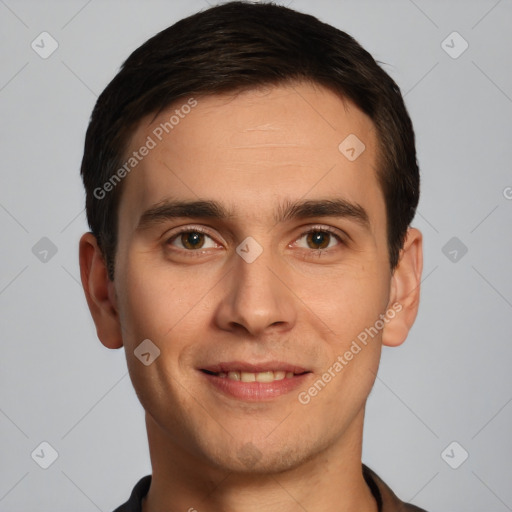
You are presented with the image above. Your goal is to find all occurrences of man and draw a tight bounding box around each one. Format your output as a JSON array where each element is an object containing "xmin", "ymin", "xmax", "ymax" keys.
[{"xmin": 78, "ymin": 1, "xmax": 426, "ymax": 510}]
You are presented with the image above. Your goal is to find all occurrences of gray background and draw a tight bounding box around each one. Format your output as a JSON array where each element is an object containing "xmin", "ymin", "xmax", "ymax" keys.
[{"xmin": 1, "ymin": 0, "xmax": 511, "ymax": 510}]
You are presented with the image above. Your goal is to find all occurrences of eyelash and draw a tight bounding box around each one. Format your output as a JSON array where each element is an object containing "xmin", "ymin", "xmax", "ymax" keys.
[
  {"xmin": 165, "ymin": 225, "xmax": 346, "ymax": 256},
  {"xmin": 295, "ymin": 225, "xmax": 345, "ymax": 255}
]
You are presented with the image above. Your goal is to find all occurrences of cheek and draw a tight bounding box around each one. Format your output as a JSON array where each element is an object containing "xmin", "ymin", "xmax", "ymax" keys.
[
  {"xmin": 115, "ymin": 258, "xmax": 201, "ymax": 411},
  {"xmin": 297, "ymin": 266, "xmax": 387, "ymax": 416},
  {"xmin": 115, "ymin": 248, "xmax": 217, "ymax": 367},
  {"xmin": 302, "ymin": 261, "xmax": 390, "ymax": 343},
  {"xmin": 115, "ymin": 253, "xmax": 185, "ymax": 345}
]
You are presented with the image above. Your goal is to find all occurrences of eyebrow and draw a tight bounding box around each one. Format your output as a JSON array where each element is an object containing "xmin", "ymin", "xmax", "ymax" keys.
[{"xmin": 136, "ymin": 197, "xmax": 370, "ymax": 231}]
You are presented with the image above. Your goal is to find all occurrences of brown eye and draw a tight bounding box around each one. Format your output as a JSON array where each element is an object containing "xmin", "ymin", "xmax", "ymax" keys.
[
  {"xmin": 180, "ymin": 232, "xmax": 205, "ymax": 250},
  {"xmin": 306, "ymin": 231, "xmax": 331, "ymax": 250},
  {"xmin": 167, "ymin": 229, "xmax": 218, "ymax": 251}
]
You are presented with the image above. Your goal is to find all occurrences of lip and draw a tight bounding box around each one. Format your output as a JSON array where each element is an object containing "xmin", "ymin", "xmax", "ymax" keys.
[
  {"xmin": 199, "ymin": 361, "xmax": 311, "ymax": 401},
  {"xmin": 201, "ymin": 361, "xmax": 308, "ymax": 374}
]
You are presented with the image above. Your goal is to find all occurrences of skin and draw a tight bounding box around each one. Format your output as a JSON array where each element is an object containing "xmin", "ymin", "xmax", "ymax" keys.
[{"xmin": 79, "ymin": 82, "xmax": 423, "ymax": 512}]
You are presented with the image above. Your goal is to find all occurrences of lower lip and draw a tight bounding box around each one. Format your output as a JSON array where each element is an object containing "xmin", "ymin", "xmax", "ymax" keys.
[{"xmin": 200, "ymin": 371, "xmax": 311, "ymax": 401}]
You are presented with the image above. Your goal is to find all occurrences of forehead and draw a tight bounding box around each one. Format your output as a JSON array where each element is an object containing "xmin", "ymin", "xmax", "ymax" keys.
[{"xmin": 118, "ymin": 82, "xmax": 383, "ymax": 231}]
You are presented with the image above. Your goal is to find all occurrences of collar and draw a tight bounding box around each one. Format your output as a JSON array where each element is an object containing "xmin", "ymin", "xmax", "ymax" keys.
[
  {"xmin": 113, "ymin": 465, "xmax": 428, "ymax": 512},
  {"xmin": 362, "ymin": 465, "xmax": 428, "ymax": 512}
]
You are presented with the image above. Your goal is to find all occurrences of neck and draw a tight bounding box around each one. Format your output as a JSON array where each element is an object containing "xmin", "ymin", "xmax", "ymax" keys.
[{"xmin": 141, "ymin": 411, "xmax": 378, "ymax": 512}]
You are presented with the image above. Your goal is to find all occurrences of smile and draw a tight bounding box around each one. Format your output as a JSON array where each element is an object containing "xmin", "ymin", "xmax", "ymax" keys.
[
  {"xmin": 202, "ymin": 369, "xmax": 302, "ymax": 382},
  {"xmin": 199, "ymin": 362, "xmax": 311, "ymax": 401}
]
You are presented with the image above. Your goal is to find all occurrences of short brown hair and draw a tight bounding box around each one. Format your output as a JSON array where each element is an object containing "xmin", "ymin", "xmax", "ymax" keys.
[{"xmin": 81, "ymin": 0, "xmax": 420, "ymax": 279}]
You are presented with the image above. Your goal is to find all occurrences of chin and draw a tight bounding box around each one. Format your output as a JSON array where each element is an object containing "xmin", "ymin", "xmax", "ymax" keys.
[{"xmin": 199, "ymin": 435, "xmax": 327, "ymax": 476}]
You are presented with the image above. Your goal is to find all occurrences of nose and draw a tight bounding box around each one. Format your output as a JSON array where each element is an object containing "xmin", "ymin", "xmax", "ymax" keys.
[{"xmin": 213, "ymin": 242, "xmax": 297, "ymax": 337}]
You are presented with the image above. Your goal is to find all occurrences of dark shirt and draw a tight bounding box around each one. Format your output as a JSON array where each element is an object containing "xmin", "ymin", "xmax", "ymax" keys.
[{"xmin": 112, "ymin": 465, "xmax": 428, "ymax": 512}]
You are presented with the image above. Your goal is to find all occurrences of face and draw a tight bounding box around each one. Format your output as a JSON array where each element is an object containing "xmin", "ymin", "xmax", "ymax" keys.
[{"xmin": 111, "ymin": 83, "xmax": 394, "ymax": 473}]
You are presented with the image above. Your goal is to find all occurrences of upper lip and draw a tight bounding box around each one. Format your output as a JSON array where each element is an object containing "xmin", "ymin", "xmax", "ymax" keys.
[{"xmin": 200, "ymin": 361, "xmax": 310, "ymax": 374}]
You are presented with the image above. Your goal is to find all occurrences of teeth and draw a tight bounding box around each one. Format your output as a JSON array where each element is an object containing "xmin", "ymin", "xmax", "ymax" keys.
[
  {"xmin": 255, "ymin": 371, "xmax": 274, "ymax": 383},
  {"xmin": 241, "ymin": 372, "xmax": 256, "ymax": 382},
  {"xmin": 215, "ymin": 370, "xmax": 297, "ymax": 382}
]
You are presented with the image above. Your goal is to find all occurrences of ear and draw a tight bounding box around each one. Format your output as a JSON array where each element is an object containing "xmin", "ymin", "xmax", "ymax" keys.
[
  {"xmin": 382, "ymin": 227, "xmax": 423, "ymax": 347},
  {"xmin": 79, "ymin": 232, "xmax": 123, "ymax": 349}
]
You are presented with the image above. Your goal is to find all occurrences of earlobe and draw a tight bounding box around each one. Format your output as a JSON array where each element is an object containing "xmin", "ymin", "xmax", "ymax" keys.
[
  {"xmin": 79, "ymin": 232, "xmax": 123, "ymax": 349},
  {"xmin": 382, "ymin": 228, "xmax": 423, "ymax": 347}
]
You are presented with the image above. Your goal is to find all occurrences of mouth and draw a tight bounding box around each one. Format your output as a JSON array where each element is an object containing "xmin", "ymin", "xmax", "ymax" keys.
[
  {"xmin": 201, "ymin": 369, "xmax": 306, "ymax": 382},
  {"xmin": 199, "ymin": 362, "xmax": 311, "ymax": 401}
]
